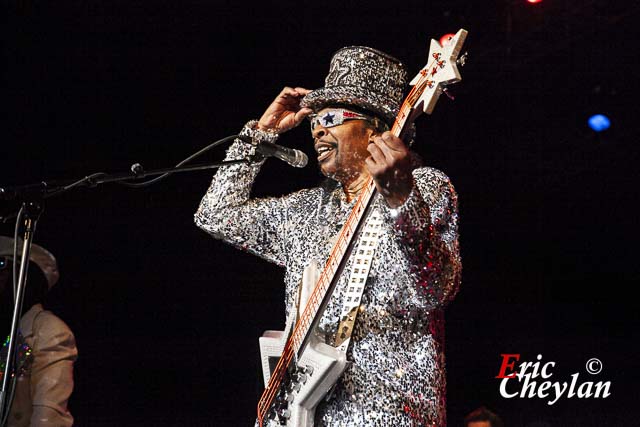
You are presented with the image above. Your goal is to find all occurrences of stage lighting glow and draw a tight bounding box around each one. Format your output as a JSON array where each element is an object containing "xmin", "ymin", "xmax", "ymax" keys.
[
  {"xmin": 439, "ymin": 33, "xmax": 456, "ymax": 46},
  {"xmin": 588, "ymin": 114, "xmax": 611, "ymax": 132},
  {"xmin": 527, "ymin": 0, "xmax": 542, "ymax": 4}
]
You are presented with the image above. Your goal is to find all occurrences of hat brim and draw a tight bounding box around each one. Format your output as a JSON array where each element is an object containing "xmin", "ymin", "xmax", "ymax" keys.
[
  {"xmin": 301, "ymin": 85, "xmax": 400, "ymax": 126},
  {"xmin": 0, "ymin": 236, "xmax": 59, "ymax": 289}
]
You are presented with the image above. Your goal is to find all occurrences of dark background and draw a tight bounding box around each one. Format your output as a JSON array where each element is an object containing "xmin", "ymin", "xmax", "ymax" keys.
[{"xmin": 3, "ymin": 1, "xmax": 639, "ymax": 426}]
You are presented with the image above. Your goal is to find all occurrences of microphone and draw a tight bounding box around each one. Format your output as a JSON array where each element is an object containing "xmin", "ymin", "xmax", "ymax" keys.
[{"xmin": 238, "ymin": 136, "xmax": 308, "ymax": 168}]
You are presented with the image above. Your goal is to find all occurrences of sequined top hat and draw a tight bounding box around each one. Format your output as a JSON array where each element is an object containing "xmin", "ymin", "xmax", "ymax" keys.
[
  {"xmin": 0, "ymin": 236, "xmax": 60, "ymax": 289},
  {"xmin": 301, "ymin": 46, "xmax": 408, "ymax": 126}
]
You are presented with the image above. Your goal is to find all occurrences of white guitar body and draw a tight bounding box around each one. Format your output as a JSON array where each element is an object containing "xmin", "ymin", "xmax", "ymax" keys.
[{"xmin": 258, "ymin": 262, "xmax": 347, "ymax": 426}]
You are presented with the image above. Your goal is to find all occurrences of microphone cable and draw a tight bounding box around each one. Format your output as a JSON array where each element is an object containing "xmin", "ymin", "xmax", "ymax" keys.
[
  {"xmin": 117, "ymin": 134, "xmax": 242, "ymax": 189},
  {"xmin": 38, "ymin": 134, "xmax": 243, "ymax": 198}
]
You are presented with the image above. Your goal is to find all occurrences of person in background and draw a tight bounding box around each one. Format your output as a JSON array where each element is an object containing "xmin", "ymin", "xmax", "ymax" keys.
[
  {"xmin": 464, "ymin": 406, "xmax": 504, "ymax": 427},
  {"xmin": 0, "ymin": 236, "xmax": 77, "ymax": 427}
]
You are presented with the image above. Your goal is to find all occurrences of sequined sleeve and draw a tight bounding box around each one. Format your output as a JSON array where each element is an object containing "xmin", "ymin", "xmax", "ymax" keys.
[
  {"xmin": 194, "ymin": 121, "xmax": 291, "ymax": 267},
  {"xmin": 380, "ymin": 166, "xmax": 462, "ymax": 309}
]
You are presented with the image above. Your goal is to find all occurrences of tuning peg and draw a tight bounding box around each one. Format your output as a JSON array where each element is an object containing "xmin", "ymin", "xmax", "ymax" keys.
[
  {"xmin": 443, "ymin": 87, "xmax": 455, "ymax": 101},
  {"xmin": 457, "ymin": 51, "xmax": 468, "ymax": 67}
]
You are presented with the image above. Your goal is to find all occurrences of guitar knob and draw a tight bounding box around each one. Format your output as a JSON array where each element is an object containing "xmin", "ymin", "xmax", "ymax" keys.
[
  {"xmin": 304, "ymin": 365, "xmax": 314, "ymax": 376},
  {"xmin": 279, "ymin": 409, "xmax": 291, "ymax": 419},
  {"xmin": 292, "ymin": 382, "xmax": 301, "ymax": 392}
]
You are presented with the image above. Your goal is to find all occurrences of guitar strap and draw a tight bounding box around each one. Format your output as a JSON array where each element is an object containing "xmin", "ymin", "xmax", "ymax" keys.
[{"xmin": 332, "ymin": 208, "xmax": 384, "ymax": 352}]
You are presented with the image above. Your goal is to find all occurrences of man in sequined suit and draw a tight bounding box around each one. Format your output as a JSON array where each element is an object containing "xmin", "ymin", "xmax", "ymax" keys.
[{"xmin": 195, "ymin": 46, "xmax": 461, "ymax": 426}]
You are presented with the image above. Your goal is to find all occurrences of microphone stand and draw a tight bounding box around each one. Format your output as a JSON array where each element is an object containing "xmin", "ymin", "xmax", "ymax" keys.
[
  {"xmin": 0, "ymin": 200, "xmax": 40, "ymax": 422},
  {"xmin": 0, "ymin": 135, "xmax": 260, "ymax": 422}
]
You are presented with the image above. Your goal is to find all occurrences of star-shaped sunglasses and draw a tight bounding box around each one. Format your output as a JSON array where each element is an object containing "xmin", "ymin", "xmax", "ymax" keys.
[{"xmin": 308, "ymin": 108, "xmax": 374, "ymax": 132}]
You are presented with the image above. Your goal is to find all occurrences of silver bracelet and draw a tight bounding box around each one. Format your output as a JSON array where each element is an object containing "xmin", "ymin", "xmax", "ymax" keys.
[{"xmin": 239, "ymin": 120, "xmax": 280, "ymax": 145}]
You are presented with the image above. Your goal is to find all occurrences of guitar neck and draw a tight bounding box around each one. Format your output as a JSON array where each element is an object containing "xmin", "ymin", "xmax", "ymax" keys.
[{"xmin": 291, "ymin": 179, "xmax": 375, "ymax": 352}]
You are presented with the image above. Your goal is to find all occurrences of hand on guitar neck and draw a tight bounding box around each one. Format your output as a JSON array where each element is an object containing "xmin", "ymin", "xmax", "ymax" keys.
[{"xmin": 365, "ymin": 131, "xmax": 414, "ymax": 208}]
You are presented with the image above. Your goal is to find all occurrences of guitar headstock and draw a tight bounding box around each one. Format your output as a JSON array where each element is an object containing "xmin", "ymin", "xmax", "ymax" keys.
[
  {"xmin": 403, "ymin": 29, "xmax": 468, "ymax": 121},
  {"xmin": 391, "ymin": 29, "xmax": 468, "ymax": 136}
]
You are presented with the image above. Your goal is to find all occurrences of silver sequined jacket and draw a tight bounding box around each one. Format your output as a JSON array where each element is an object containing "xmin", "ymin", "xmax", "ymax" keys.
[{"xmin": 194, "ymin": 123, "xmax": 462, "ymax": 426}]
